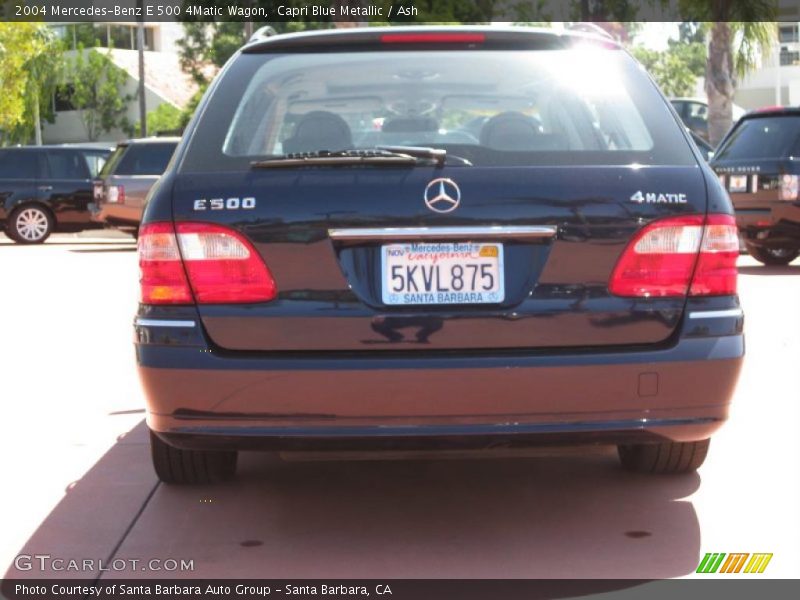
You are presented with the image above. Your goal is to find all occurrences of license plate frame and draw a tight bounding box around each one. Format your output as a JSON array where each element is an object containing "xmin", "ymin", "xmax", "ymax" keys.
[{"xmin": 381, "ymin": 242, "xmax": 505, "ymax": 306}]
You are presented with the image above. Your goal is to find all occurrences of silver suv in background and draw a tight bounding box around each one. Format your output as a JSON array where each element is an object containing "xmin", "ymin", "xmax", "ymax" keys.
[{"xmin": 91, "ymin": 137, "xmax": 179, "ymax": 238}]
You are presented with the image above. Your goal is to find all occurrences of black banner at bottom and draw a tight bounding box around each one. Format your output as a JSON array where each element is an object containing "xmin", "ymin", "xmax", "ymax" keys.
[{"xmin": 3, "ymin": 580, "xmax": 800, "ymax": 600}]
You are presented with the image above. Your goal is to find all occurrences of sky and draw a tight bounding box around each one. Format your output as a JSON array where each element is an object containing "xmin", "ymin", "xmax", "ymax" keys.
[{"xmin": 638, "ymin": 22, "xmax": 681, "ymax": 50}]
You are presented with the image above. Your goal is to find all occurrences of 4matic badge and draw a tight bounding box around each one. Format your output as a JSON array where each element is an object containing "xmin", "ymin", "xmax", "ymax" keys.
[{"xmin": 630, "ymin": 191, "xmax": 688, "ymax": 205}]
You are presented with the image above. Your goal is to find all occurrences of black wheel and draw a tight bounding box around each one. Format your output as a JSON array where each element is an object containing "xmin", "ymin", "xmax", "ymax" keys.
[
  {"xmin": 7, "ymin": 205, "xmax": 54, "ymax": 244},
  {"xmin": 617, "ymin": 439, "xmax": 710, "ymax": 474},
  {"xmin": 745, "ymin": 242, "xmax": 799, "ymax": 266},
  {"xmin": 150, "ymin": 430, "xmax": 237, "ymax": 484}
]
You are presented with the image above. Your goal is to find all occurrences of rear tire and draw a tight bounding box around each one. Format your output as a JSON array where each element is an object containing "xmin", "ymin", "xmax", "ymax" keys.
[
  {"xmin": 150, "ymin": 430, "xmax": 237, "ymax": 484},
  {"xmin": 7, "ymin": 205, "xmax": 54, "ymax": 244},
  {"xmin": 617, "ymin": 439, "xmax": 710, "ymax": 474},
  {"xmin": 745, "ymin": 243, "xmax": 799, "ymax": 266}
]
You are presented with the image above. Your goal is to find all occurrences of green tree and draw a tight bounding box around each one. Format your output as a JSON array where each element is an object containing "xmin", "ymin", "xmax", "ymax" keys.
[
  {"xmin": 679, "ymin": 1, "xmax": 777, "ymax": 145},
  {"xmin": 631, "ymin": 41, "xmax": 706, "ymax": 97},
  {"xmin": 136, "ymin": 103, "xmax": 183, "ymax": 136},
  {"xmin": 0, "ymin": 23, "xmax": 64, "ymax": 146},
  {"xmin": 175, "ymin": 17, "xmax": 335, "ymax": 126},
  {"xmin": 64, "ymin": 47, "xmax": 134, "ymax": 141}
]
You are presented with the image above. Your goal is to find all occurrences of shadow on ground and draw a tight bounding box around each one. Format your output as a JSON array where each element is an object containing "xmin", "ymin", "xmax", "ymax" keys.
[
  {"xmin": 738, "ymin": 264, "xmax": 800, "ymax": 276},
  {"xmin": 4, "ymin": 420, "xmax": 703, "ymax": 584},
  {"xmin": 68, "ymin": 247, "xmax": 137, "ymax": 254}
]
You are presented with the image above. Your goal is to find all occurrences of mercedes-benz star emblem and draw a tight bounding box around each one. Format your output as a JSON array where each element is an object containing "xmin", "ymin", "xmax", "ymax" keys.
[{"xmin": 424, "ymin": 178, "xmax": 461, "ymax": 214}]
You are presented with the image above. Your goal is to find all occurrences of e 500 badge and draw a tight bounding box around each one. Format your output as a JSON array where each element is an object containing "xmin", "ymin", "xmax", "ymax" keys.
[{"xmin": 193, "ymin": 197, "xmax": 256, "ymax": 211}]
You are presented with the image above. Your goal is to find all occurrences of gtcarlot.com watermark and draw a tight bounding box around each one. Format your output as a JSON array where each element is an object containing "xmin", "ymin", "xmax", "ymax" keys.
[{"xmin": 14, "ymin": 554, "xmax": 194, "ymax": 572}]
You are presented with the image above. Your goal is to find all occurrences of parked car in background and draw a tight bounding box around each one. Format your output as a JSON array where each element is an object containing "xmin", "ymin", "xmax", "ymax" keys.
[
  {"xmin": 91, "ymin": 138, "xmax": 179, "ymax": 237},
  {"xmin": 711, "ymin": 107, "xmax": 800, "ymax": 265},
  {"xmin": 0, "ymin": 144, "xmax": 113, "ymax": 244},
  {"xmin": 671, "ymin": 97, "xmax": 746, "ymax": 142},
  {"xmin": 137, "ymin": 26, "xmax": 743, "ymax": 484}
]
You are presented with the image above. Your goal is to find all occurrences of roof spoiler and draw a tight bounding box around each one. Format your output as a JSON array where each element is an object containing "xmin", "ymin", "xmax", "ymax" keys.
[
  {"xmin": 566, "ymin": 23, "xmax": 615, "ymax": 40},
  {"xmin": 249, "ymin": 26, "xmax": 277, "ymax": 43}
]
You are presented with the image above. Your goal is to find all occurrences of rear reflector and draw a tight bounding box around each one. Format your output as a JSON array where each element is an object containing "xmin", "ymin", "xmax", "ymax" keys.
[
  {"xmin": 380, "ymin": 33, "xmax": 486, "ymax": 44},
  {"xmin": 609, "ymin": 214, "xmax": 738, "ymax": 298},
  {"xmin": 138, "ymin": 222, "xmax": 277, "ymax": 305}
]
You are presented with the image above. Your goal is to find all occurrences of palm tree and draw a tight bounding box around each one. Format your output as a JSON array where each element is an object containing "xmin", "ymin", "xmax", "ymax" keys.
[{"xmin": 680, "ymin": 1, "xmax": 777, "ymax": 145}]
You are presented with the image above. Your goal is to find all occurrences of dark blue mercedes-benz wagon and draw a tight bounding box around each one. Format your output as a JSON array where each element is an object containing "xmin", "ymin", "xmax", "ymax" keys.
[{"xmin": 135, "ymin": 27, "xmax": 744, "ymax": 483}]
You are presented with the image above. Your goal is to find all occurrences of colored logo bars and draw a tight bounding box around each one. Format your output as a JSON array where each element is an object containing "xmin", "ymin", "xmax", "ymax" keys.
[{"xmin": 696, "ymin": 553, "xmax": 773, "ymax": 574}]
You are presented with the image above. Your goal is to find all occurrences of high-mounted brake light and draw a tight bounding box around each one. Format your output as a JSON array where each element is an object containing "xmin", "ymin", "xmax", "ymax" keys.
[
  {"xmin": 380, "ymin": 33, "xmax": 486, "ymax": 44},
  {"xmin": 609, "ymin": 214, "xmax": 738, "ymax": 298},
  {"xmin": 138, "ymin": 222, "xmax": 277, "ymax": 305},
  {"xmin": 754, "ymin": 105, "xmax": 785, "ymax": 114}
]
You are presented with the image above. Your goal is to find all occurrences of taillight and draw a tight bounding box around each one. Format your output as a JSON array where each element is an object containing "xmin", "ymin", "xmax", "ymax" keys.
[
  {"xmin": 138, "ymin": 223, "xmax": 192, "ymax": 304},
  {"xmin": 108, "ymin": 185, "xmax": 125, "ymax": 203},
  {"xmin": 779, "ymin": 174, "xmax": 798, "ymax": 201},
  {"xmin": 138, "ymin": 222, "xmax": 277, "ymax": 305},
  {"xmin": 689, "ymin": 214, "xmax": 739, "ymax": 296},
  {"xmin": 609, "ymin": 214, "xmax": 738, "ymax": 298}
]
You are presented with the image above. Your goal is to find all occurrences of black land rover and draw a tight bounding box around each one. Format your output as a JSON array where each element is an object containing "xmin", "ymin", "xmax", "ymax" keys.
[
  {"xmin": 0, "ymin": 144, "xmax": 112, "ymax": 243},
  {"xmin": 136, "ymin": 27, "xmax": 743, "ymax": 484},
  {"xmin": 712, "ymin": 107, "xmax": 800, "ymax": 265}
]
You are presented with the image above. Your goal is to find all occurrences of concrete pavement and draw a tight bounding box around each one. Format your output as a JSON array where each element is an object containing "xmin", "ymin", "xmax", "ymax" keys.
[{"xmin": 1, "ymin": 233, "xmax": 797, "ymax": 580}]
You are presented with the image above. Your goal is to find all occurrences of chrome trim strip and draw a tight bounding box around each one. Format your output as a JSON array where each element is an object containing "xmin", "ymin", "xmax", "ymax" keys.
[
  {"xmin": 688, "ymin": 309, "xmax": 743, "ymax": 320},
  {"xmin": 328, "ymin": 225, "xmax": 558, "ymax": 241},
  {"xmin": 135, "ymin": 318, "xmax": 196, "ymax": 328}
]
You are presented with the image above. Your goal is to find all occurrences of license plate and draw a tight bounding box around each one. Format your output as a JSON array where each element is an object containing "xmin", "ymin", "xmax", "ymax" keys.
[
  {"xmin": 728, "ymin": 175, "xmax": 748, "ymax": 193},
  {"xmin": 381, "ymin": 242, "xmax": 504, "ymax": 305}
]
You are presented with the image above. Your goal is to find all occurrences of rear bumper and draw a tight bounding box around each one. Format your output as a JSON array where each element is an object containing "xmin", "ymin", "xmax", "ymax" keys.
[
  {"xmin": 90, "ymin": 202, "xmax": 142, "ymax": 229},
  {"xmin": 733, "ymin": 199, "xmax": 800, "ymax": 248},
  {"xmin": 137, "ymin": 302, "xmax": 744, "ymax": 450}
]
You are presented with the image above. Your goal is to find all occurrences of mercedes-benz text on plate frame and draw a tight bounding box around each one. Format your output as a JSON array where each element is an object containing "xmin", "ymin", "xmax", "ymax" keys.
[{"xmin": 382, "ymin": 242, "xmax": 505, "ymax": 305}]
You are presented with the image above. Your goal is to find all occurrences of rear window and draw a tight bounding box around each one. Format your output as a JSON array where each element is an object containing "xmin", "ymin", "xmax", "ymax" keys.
[
  {"xmin": 182, "ymin": 47, "xmax": 695, "ymax": 172},
  {"xmin": 113, "ymin": 143, "xmax": 177, "ymax": 176},
  {"xmin": 715, "ymin": 116, "xmax": 800, "ymax": 160},
  {"xmin": 0, "ymin": 150, "xmax": 36, "ymax": 179}
]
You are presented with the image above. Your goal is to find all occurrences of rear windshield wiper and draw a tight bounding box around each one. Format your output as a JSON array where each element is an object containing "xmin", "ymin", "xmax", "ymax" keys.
[{"xmin": 250, "ymin": 147, "xmax": 470, "ymax": 169}]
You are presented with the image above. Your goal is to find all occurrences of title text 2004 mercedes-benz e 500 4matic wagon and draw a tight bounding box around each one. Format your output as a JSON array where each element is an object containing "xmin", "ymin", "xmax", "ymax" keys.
[{"xmin": 135, "ymin": 27, "xmax": 744, "ymax": 484}]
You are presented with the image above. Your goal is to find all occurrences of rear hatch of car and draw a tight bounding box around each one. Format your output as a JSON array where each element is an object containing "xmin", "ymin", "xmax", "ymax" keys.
[
  {"xmin": 161, "ymin": 30, "xmax": 718, "ymax": 353},
  {"xmin": 100, "ymin": 141, "xmax": 178, "ymax": 211},
  {"xmin": 713, "ymin": 112, "xmax": 800, "ymax": 207}
]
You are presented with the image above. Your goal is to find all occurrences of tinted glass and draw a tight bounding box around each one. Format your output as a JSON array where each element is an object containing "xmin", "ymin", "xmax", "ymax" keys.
[
  {"xmin": 182, "ymin": 48, "xmax": 695, "ymax": 172},
  {"xmin": 81, "ymin": 150, "xmax": 110, "ymax": 177},
  {"xmin": 45, "ymin": 150, "xmax": 90, "ymax": 179},
  {"xmin": 114, "ymin": 143, "xmax": 177, "ymax": 175},
  {"xmin": 0, "ymin": 150, "xmax": 37, "ymax": 179},
  {"xmin": 716, "ymin": 116, "xmax": 800, "ymax": 160}
]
